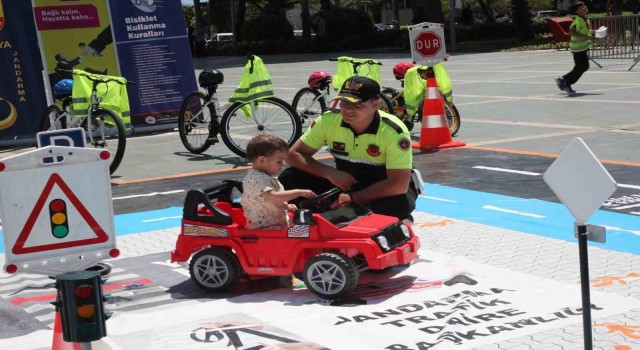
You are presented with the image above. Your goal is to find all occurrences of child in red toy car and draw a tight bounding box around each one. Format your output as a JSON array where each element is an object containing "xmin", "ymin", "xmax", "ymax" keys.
[{"xmin": 241, "ymin": 135, "xmax": 316, "ymax": 229}]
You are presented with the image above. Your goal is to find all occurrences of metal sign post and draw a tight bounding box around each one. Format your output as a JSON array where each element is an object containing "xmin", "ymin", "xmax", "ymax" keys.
[{"xmin": 543, "ymin": 137, "xmax": 617, "ymax": 350}]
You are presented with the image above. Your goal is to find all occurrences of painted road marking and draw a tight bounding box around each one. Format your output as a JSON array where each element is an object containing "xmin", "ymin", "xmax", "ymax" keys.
[
  {"xmin": 420, "ymin": 195, "xmax": 458, "ymax": 203},
  {"xmin": 113, "ymin": 190, "xmax": 184, "ymax": 200},
  {"xmin": 483, "ymin": 205, "xmax": 546, "ymax": 218},
  {"xmin": 473, "ymin": 166, "xmax": 640, "ymax": 190},
  {"xmin": 473, "ymin": 166, "xmax": 541, "ymax": 176},
  {"xmin": 143, "ymin": 216, "xmax": 182, "ymax": 222}
]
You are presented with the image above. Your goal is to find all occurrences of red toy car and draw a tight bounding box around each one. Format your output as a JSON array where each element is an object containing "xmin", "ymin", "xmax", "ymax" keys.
[{"xmin": 171, "ymin": 180, "xmax": 420, "ymax": 299}]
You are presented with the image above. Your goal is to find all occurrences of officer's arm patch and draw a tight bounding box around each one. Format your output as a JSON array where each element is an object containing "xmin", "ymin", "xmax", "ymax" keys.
[{"xmin": 399, "ymin": 138, "xmax": 411, "ymax": 150}]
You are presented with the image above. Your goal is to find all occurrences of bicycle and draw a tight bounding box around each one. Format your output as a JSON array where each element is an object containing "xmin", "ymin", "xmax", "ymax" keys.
[
  {"xmin": 39, "ymin": 70, "xmax": 132, "ymax": 174},
  {"xmin": 381, "ymin": 63, "xmax": 461, "ymax": 136},
  {"xmin": 292, "ymin": 57, "xmax": 394, "ymax": 132},
  {"xmin": 178, "ymin": 55, "xmax": 301, "ymax": 158}
]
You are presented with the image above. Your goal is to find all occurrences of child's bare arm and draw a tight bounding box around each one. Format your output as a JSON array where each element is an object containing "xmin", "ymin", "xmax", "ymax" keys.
[{"xmin": 262, "ymin": 189, "xmax": 315, "ymax": 206}]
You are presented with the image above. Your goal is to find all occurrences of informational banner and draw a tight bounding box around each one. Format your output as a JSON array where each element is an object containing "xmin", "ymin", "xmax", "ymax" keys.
[
  {"xmin": 86, "ymin": 252, "xmax": 640, "ymax": 349},
  {"xmin": 0, "ymin": 0, "xmax": 47, "ymax": 143},
  {"xmin": 108, "ymin": 0, "xmax": 197, "ymax": 129},
  {"xmin": 32, "ymin": 0, "xmax": 120, "ymax": 93}
]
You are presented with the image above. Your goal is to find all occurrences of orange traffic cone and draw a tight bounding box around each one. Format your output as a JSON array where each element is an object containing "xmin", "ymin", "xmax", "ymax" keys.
[
  {"xmin": 412, "ymin": 68, "xmax": 465, "ymax": 150},
  {"xmin": 52, "ymin": 311, "xmax": 81, "ymax": 350}
]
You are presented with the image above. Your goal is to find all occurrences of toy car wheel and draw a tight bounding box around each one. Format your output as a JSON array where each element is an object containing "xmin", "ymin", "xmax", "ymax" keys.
[
  {"xmin": 303, "ymin": 252, "xmax": 359, "ymax": 299},
  {"xmin": 189, "ymin": 248, "xmax": 241, "ymax": 292}
]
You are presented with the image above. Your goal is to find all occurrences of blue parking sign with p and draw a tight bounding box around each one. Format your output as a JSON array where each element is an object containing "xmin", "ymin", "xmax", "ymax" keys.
[{"xmin": 37, "ymin": 128, "xmax": 86, "ymax": 163}]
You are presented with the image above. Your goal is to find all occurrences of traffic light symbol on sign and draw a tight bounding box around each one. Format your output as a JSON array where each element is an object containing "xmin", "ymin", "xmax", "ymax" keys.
[{"xmin": 49, "ymin": 198, "xmax": 69, "ymax": 238}]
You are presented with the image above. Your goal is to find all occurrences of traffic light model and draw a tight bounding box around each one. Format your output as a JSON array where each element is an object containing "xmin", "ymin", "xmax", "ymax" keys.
[
  {"xmin": 56, "ymin": 271, "xmax": 109, "ymax": 342},
  {"xmin": 49, "ymin": 198, "xmax": 69, "ymax": 238}
]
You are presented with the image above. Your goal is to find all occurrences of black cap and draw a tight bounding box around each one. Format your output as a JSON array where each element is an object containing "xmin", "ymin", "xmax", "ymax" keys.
[
  {"xmin": 570, "ymin": 1, "xmax": 584, "ymax": 12},
  {"xmin": 333, "ymin": 76, "xmax": 380, "ymax": 104}
]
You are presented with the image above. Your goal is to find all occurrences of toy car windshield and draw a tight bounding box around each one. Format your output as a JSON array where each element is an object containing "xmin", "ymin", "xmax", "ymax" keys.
[{"xmin": 320, "ymin": 202, "xmax": 371, "ymax": 227}]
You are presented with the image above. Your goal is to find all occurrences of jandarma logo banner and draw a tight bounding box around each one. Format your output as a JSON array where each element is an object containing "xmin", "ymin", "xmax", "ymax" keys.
[
  {"xmin": 0, "ymin": 0, "xmax": 5, "ymax": 31},
  {"xmin": 0, "ymin": 0, "xmax": 47, "ymax": 141}
]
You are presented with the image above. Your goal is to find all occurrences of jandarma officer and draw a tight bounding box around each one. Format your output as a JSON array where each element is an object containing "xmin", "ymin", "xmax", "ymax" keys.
[{"xmin": 279, "ymin": 76, "xmax": 417, "ymax": 221}]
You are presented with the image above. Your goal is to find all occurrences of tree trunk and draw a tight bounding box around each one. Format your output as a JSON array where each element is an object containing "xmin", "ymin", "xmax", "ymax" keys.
[
  {"xmin": 320, "ymin": 0, "xmax": 331, "ymax": 11},
  {"xmin": 301, "ymin": 0, "xmax": 311, "ymax": 39},
  {"xmin": 194, "ymin": 0, "xmax": 204, "ymax": 29},
  {"xmin": 234, "ymin": 0, "xmax": 246, "ymax": 43}
]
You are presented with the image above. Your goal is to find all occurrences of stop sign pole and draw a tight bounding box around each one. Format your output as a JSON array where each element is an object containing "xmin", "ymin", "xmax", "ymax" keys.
[{"xmin": 409, "ymin": 22, "xmax": 447, "ymax": 67}]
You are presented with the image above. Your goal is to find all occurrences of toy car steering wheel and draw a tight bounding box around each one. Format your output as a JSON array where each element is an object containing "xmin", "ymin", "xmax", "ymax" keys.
[{"xmin": 299, "ymin": 187, "xmax": 342, "ymax": 212}]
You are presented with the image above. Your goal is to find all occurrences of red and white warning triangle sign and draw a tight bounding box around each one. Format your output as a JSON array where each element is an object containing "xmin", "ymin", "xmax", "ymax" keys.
[{"xmin": 12, "ymin": 173, "xmax": 109, "ymax": 254}]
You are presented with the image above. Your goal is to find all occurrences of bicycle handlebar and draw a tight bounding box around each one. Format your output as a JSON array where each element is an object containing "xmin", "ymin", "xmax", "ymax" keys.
[
  {"xmin": 328, "ymin": 58, "xmax": 382, "ymax": 65},
  {"xmin": 62, "ymin": 70, "xmax": 136, "ymax": 85}
]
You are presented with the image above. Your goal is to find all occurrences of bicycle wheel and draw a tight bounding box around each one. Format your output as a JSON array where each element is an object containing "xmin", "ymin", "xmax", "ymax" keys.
[
  {"xmin": 85, "ymin": 109, "xmax": 126, "ymax": 174},
  {"xmin": 292, "ymin": 87, "xmax": 326, "ymax": 133},
  {"xmin": 178, "ymin": 91, "xmax": 214, "ymax": 154},
  {"xmin": 444, "ymin": 100, "xmax": 461, "ymax": 137},
  {"xmin": 378, "ymin": 93, "xmax": 394, "ymax": 115},
  {"xmin": 416, "ymin": 99, "xmax": 461, "ymax": 136},
  {"xmin": 220, "ymin": 97, "xmax": 302, "ymax": 158},
  {"xmin": 39, "ymin": 104, "xmax": 66, "ymax": 131}
]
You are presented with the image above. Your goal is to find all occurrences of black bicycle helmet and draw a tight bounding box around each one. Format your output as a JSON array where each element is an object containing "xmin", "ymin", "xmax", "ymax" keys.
[{"xmin": 198, "ymin": 69, "xmax": 224, "ymax": 87}]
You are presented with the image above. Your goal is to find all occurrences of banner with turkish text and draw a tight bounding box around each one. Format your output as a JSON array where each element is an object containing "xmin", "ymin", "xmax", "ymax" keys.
[
  {"xmin": 108, "ymin": 0, "xmax": 197, "ymax": 129},
  {"xmin": 32, "ymin": 0, "xmax": 119, "ymax": 94},
  {"xmin": 0, "ymin": 0, "xmax": 47, "ymax": 143}
]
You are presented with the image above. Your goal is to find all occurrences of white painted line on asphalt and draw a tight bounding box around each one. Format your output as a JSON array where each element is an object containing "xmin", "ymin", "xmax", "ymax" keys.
[
  {"xmin": 421, "ymin": 195, "xmax": 458, "ymax": 203},
  {"xmin": 483, "ymin": 205, "xmax": 545, "ymax": 218},
  {"xmin": 474, "ymin": 166, "xmax": 640, "ymax": 190},
  {"xmin": 142, "ymin": 216, "xmax": 182, "ymax": 223},
  {"xmin": 612, "ymin": 203, "xmax": 640, "ymax": 210},
  {"xmin": 618, "ymin": 184, "xmax": 640, "ymax": 190},
  {"xmin": 113, "ymin": 190, "xmax": 185, "ymax": 200},
  {"xmin": 631, "ymin": 211, "xmax": 640, "ymax": 216},
  {"xmin": 470, "ymin": 129, "xmax": 596, "ymax": 146},
  {"xmin": 473, "ymin": 166, "xmax": 541, "ymax": 176}
]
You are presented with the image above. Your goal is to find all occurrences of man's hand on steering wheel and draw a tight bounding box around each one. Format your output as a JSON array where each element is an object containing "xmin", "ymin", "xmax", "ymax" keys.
[{"xmin": 327, "ymin": 169, "xmax": 358, "ymax": 191}]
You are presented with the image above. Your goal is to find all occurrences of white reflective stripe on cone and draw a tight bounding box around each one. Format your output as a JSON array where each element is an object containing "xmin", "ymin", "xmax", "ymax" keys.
[
  {"xmin": 424, "ymin": 115, "xmax": 448, "ymax": 128},
  {"xmin": 426, "ymin": 87, "xmax": 440, "ymax": 100}
]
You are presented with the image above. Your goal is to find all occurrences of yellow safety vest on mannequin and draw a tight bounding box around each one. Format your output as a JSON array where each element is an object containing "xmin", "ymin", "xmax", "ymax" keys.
[
  {"xmin": 332, "ymin": 56, "xmax": 382, "ymax": 92},
  {"xmin": 228, "ymin": 55, "xmax": 274, "ymax": 117},
  {"xmin": 403, "ymin": 63, "xmax": 453, "ymax": 117},
  {"xmin": 71, "ymin": 70, "xmax": 131, "ymax": 132}
]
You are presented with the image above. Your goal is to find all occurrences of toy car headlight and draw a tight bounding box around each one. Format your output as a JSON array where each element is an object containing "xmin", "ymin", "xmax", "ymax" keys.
[
  {"xmin": 376, "ymin": 236, "xmax": 390, "ymax": 250},
  {"xmin": 400, "ymin": 224, "xmax": 411, "ymax": 238}
]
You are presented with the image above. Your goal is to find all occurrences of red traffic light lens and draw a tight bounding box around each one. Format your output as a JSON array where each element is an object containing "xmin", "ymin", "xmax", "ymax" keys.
[{"xmin": 75, "ymin": 285, "xmax": 94, "ymax": 299}]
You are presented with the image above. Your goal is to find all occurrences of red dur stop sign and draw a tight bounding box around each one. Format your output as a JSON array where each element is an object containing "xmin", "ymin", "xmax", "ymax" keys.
[{"xmin": 414, "ymin": 32, "xmax": 442, "ymax": 57}]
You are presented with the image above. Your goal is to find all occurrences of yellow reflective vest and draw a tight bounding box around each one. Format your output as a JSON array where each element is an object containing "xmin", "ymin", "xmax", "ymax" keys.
[
  {"xmin": 228, "ymin": 55, "xmax": 274, "ymax": 118},
  {"xmin": 403, "ymin": 63, "xmax": 453, "ymax": 117},
  {"xmin": 71, "ymin": 70, "xmax": 131, "ymax": 131},
  {"xmin": 332, "ymin": 56, "xmax": 382, "ymax": 92},
  {"xmin": 570, "ymin": 16, "xmax": 591, "ymax": 52}
]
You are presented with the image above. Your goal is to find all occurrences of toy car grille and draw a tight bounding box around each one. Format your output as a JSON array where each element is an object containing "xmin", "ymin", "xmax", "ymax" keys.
[{"xmin": 377, "ymin": 224, "xmax": 410, "ymax": 251}]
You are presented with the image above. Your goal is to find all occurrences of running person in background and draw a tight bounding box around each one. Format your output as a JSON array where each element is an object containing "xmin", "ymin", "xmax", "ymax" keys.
[
  {"xmin": 555, "ymin": 2, "xmax": 594, "ymax": 94},
  {"xmin": 279, "ymin": 76, "xmax": 417, "ymax": 221}
]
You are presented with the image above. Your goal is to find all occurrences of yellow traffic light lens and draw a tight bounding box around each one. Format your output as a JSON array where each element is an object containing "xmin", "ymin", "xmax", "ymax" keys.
[
  {"xmin": 77, "ymin": 304, "xmax": 96, "ymax": 318},
  {"xmin": 52, "ymin": 212, "xmax": 67, "ymax": 224}
]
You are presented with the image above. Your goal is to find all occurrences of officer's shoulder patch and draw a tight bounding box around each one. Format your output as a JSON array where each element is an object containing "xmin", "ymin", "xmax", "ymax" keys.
[
  {"xmin": 398, "ymin": 138, "xmax": 411, "ymax": 150},
  {"xmin": 382, "ymin": 117, "xmax": 403, "ymax": 134}
]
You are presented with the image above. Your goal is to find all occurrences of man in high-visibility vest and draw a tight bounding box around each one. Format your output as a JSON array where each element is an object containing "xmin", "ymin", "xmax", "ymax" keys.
[
  {"xmin": 555, "ymin": 2, "xmax": 595, "ymax": 94},
  {"xmin": 280, "ymin": 76, "xmax": 418, "ymax": 221}
]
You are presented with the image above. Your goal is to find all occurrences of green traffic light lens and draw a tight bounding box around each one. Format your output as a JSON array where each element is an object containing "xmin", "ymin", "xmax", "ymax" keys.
[
  {"xmin": 78, "ymin": 323, "xmax": 98, "ymax": 336},
  {"xmin": 53, "ymin": 225, "xmax": 69, "ymax": 238}
]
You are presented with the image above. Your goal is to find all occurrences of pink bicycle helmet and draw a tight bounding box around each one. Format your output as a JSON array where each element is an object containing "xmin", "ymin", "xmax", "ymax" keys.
[
  {"xmin": 307, "ymin": 71, "xmax": 332, "ymax": 89},
  {"xmin": 393, "ymin": 62, "xmax": 414, "ymax": 80}
]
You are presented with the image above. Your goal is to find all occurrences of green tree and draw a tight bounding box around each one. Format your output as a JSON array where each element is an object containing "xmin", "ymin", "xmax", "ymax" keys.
[{"xmin": 511, "ymin": 0, "xmax": 534, "ymax": 40}]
